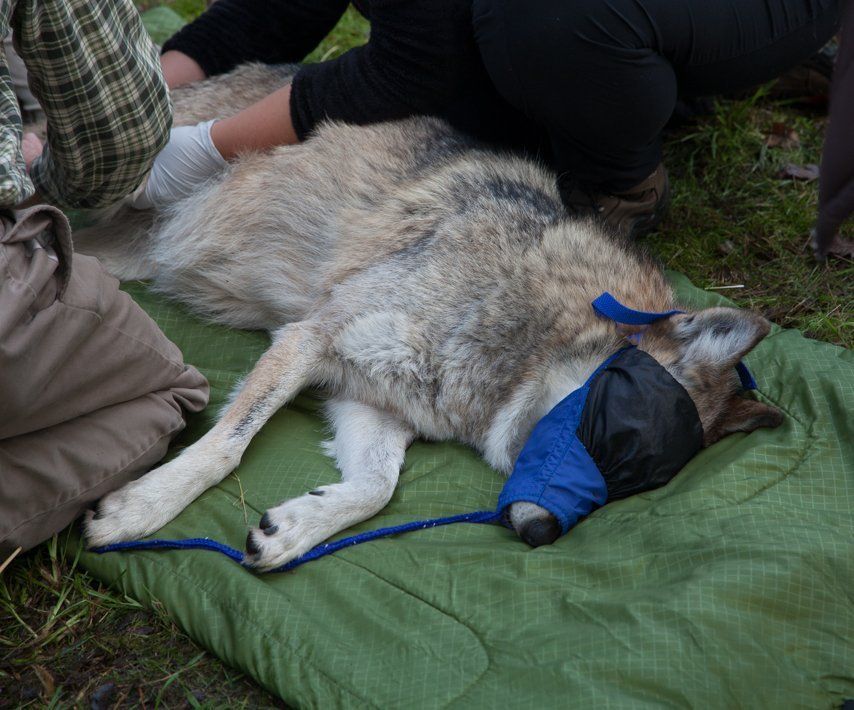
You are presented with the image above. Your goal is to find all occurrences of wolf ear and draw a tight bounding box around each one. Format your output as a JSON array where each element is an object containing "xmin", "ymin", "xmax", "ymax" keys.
[
  {"xmin": 675, "ymin": 308, "xmax": 772, "ymax": 367},
  {"xmin": 707, "ymin": 396, "xmax": 784, "ymax": 442}
]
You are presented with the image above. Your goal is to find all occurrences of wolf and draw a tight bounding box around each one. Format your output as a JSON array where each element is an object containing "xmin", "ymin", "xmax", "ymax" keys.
[{"xmin": 78, "ymin": 64, "xmax": 783, "ymax": 571}]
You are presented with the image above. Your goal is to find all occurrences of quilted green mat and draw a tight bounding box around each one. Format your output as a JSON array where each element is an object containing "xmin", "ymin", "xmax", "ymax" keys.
[{"xmin": 73, "ymin": 274, "xmax": 853, "ymax": 708}]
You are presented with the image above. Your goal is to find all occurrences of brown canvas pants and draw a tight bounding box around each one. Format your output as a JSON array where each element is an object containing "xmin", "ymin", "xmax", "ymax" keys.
[{"xmin": 0, "ymin": 206, "xmax": 209, "ymax": 554}]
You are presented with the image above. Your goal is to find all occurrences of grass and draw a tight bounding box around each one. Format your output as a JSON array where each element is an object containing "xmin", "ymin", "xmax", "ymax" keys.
[
  {"xmin": 2, "ymin": 4, "xmax": 851, "ymax": 708},
  {"xmin": 134, "ymin": 0, "xmax": 207, "ymax": 19},
  {"xmin": 306, "ymin": 6, "xmax": 371, "ymax": 64},
  {"xmin": 651, "ymin": 89, "xmax": 852, "ymax": 347},
  {"xmin": 1, "ymin": 534, "xmax": 284, "ymax": 708}
]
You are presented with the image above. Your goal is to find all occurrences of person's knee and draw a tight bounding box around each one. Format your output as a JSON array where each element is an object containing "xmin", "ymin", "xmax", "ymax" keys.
[
  {"xmin": 473, "ymin": 0, "xmax": 675, "ymax": 189},
  {"xmin": 473, "ymin": 0, "xmax": 571, "ymax": 114},
  {"xmin": 473, "ymin": 0, "xmax": 644, "ymax": 63},
  {"xmin": 473, "ymin": 0, "xmax": 600, "ymax": 48},
  {"xmin": 473, "ymin": 0, "xmax": 655, "ymax": 116}
]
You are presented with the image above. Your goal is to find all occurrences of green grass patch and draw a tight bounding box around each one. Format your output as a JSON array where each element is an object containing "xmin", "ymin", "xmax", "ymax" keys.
[
  {"xmin": 137, "ymin": 0, "xmax": 207, "ymax": 22},
  {"xmin": 306, "ymin": 6, "xmax": 371, "ymax": 63},
  {"xmin": 0, "ymin": 533, "xmax": 284, "ymax": 708},
  {"xmin": 651, "ymin": 91, "xmax": 852, "ymax": 347}
]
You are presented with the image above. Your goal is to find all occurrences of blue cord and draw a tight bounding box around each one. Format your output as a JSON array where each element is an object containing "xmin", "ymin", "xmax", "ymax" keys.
[
  {"xmin": 91, "ymin": 537, "xmax": 244, "ymax": 562},
  {"xmin": 91, "ymin": 509, "xmax": 502, "ymax": 573}
]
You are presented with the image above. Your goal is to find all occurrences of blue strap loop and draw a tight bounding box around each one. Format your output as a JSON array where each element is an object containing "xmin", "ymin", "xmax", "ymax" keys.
[
  {"xmin": 735, "ymin": 362, "xmax": 757, "ymax": 390},
  {"xmin": 592, "ymin": 292, "xmax": 757, "ymax": 390},
  {"xmin": 591, "ymin": 292, "xmax": 683, "ymax": 325}
]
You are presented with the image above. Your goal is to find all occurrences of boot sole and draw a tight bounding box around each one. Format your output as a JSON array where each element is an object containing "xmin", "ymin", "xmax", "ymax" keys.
[{"xmin": 626, "ymin": 181, "xmax": 671, "ymax": 240}]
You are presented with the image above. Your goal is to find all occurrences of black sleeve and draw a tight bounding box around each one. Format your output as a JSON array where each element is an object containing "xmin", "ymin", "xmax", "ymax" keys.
[
  {"xmin": 289, "ymin": 0, "xmax": 474, "ymax": 139},
  {"xmin": 161, "ymin": 0, "xmax": 349, "ymax": 78}
]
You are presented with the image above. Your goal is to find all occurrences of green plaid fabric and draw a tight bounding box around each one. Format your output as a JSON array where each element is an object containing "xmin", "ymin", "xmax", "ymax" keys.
[{"xmin": 0, "ymin": 0, "xmax": 171, "ymax": 209}]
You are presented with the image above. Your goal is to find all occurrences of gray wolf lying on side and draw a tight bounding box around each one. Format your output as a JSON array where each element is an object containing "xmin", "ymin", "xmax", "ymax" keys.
[{"xmin": 79, "ymin": 64, "xmax": 782, "ymax": 570}]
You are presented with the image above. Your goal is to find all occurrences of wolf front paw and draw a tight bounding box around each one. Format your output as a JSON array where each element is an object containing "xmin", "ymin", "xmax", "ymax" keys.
[
  {"xmin": 84, "ymin": 475, "xmax": 182, "ymax": 548},
  {"xmin": 243, "ymin": 491, "xmax": 337, "ymax": 571}
]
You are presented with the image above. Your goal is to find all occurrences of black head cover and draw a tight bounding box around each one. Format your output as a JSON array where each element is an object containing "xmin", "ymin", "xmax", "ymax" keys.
[{"xmin": 576, "ymin": 348, "xmax": 704, "ymax": 501}]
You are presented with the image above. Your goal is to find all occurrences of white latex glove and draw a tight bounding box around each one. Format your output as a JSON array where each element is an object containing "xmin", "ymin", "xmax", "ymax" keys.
[{"xmin": 130, "ymin": 119, "xmax": 227, "ymax": 209}]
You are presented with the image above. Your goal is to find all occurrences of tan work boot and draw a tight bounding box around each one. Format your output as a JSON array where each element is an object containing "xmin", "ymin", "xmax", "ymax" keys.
[
  {"xmin": 768, "ymin": 36, "xmax": 837, "ymax": 104},
  {"xmin": 565, "ymin": 164, "xmax": 670, "ymax": 239}
]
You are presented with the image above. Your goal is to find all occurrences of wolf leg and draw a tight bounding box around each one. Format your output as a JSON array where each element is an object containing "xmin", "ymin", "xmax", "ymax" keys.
[
  {"xmin": 245, "ymin": 398, "xmax": 415, "ymax": 571},
  {"xmin": 85, "ymin": 322, "xmax": 325, "ymax": 547}
]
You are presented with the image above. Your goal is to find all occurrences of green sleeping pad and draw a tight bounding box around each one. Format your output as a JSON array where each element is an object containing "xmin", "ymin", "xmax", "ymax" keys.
[{"xmin": 71, "ymin": 274, "xmax": 853, "ymax": 708}]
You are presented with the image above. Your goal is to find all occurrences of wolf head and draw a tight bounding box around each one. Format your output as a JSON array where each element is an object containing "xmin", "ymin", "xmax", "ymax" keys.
[
  {"xmin": 637, "ymin": 307, "xmax": 783, "ymax": 445},
  {"xmin": 510, "ymin": 306, "xmax": 783, "ymax": 548}
]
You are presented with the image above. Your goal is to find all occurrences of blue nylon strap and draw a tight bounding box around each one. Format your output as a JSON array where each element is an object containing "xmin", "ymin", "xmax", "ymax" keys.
[
  {"xmin": 90, "ymin": 509, "xmax": 501, "ymax": 573},
  {"xmin": 591, "ymin": 292, "xmax": 683, "ymax": 325},
  {"xmin": 735, "ymin": 362, "xmax": 757, "ymax": 390},
  {"xmin": 269, "ymin": 510, "xmax": 500, "ymax": 572},
  {"xmin": 592, "ymin": 291, "xmax": 757, "ymax": 390}
]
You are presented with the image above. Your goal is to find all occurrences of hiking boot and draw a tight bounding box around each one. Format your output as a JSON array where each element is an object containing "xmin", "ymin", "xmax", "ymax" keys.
[
  {"xmin": 768, "ymin": 36, "xmax": 838, "ymax": 105},
  {"xmin": 563, "ymin": 164, "xmax": 670, "ymax": 239}
]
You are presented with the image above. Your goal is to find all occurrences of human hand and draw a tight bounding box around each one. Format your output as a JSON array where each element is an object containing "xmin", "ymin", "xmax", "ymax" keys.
[
  {"xmin": 129, "ymin": 119, "xmax": 226, "ymax": 209},
  {"xmin": 22, "ymin": 132, "xmax": 43, "ymax": 172}
]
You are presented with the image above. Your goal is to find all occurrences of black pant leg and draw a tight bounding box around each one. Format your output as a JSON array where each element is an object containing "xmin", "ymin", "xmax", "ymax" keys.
[{"xmin": 473, "ymin": 0, "xmax": 841, "ymax": 193}]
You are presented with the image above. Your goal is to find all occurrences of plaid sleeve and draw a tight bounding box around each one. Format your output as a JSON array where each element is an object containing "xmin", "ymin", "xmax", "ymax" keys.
[
  {"xmin": 10, "ymin": 0, "xmax": 172, "ymax": 209},
  {"xmin": 0, "ymin": 18, "xmax": 31, "ymax": 207}
]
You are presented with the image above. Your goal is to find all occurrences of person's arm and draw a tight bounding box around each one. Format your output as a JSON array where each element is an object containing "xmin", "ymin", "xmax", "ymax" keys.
[
  {"xmin": 128, "ymin": 84, "xmax": 299, "ymax": 209},
  {"xmin": 11, "ymin": 134, "xmax": 45, "ymax": 208},
  {"xmin": 161, "ymin": 0, "xmax": 349, "ymax": 83},
  {"xmin": 161, "ymin": 50, "xmax": 207, "ymax": 90},
  {"xmin": 207, "ymin": 0, "xmax": 471, "ymax": 151},
  {"xmin": 13, "ymin": 0, "xmax": 171, "ymax": 209},
  {"xmin": 288, "ymin": 0, "xmax": 472, "ymax": 140},
  {"xmin": 129, "ymin": 0, "xmax": 349, "ymax": 208},
  {"xmin": 0, "ymin": 40, "xmax": 32, "ymax": 208},
  {"xmin": 211, "ymin": 84, "xmax": 298, "ymax": 158},
  {"xmin": 136, "ymin": 0, "xmax": 471, "ymax": 208}
]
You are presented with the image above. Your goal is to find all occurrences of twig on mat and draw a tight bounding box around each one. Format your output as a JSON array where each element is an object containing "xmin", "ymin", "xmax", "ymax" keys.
[{"xmin": 232, "ymin": 474, "xmax": 249, "ymax": 526}]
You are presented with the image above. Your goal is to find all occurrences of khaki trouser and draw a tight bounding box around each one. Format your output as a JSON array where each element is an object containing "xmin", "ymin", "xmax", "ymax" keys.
[{"xmin": 0, "ymin": 206, "xmax": 209, "ymax": 554}]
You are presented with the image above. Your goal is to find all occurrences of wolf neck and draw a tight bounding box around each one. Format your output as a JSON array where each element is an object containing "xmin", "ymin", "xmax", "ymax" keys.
[{"xmin": 481, "ymin": 352, "xmax": 611, "ymax": 474}]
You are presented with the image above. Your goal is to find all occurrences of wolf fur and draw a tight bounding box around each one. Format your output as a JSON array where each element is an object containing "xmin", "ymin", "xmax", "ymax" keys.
[{"xmin": 78, "ymin": 64, "xmax": 782, "ymax": 569}]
